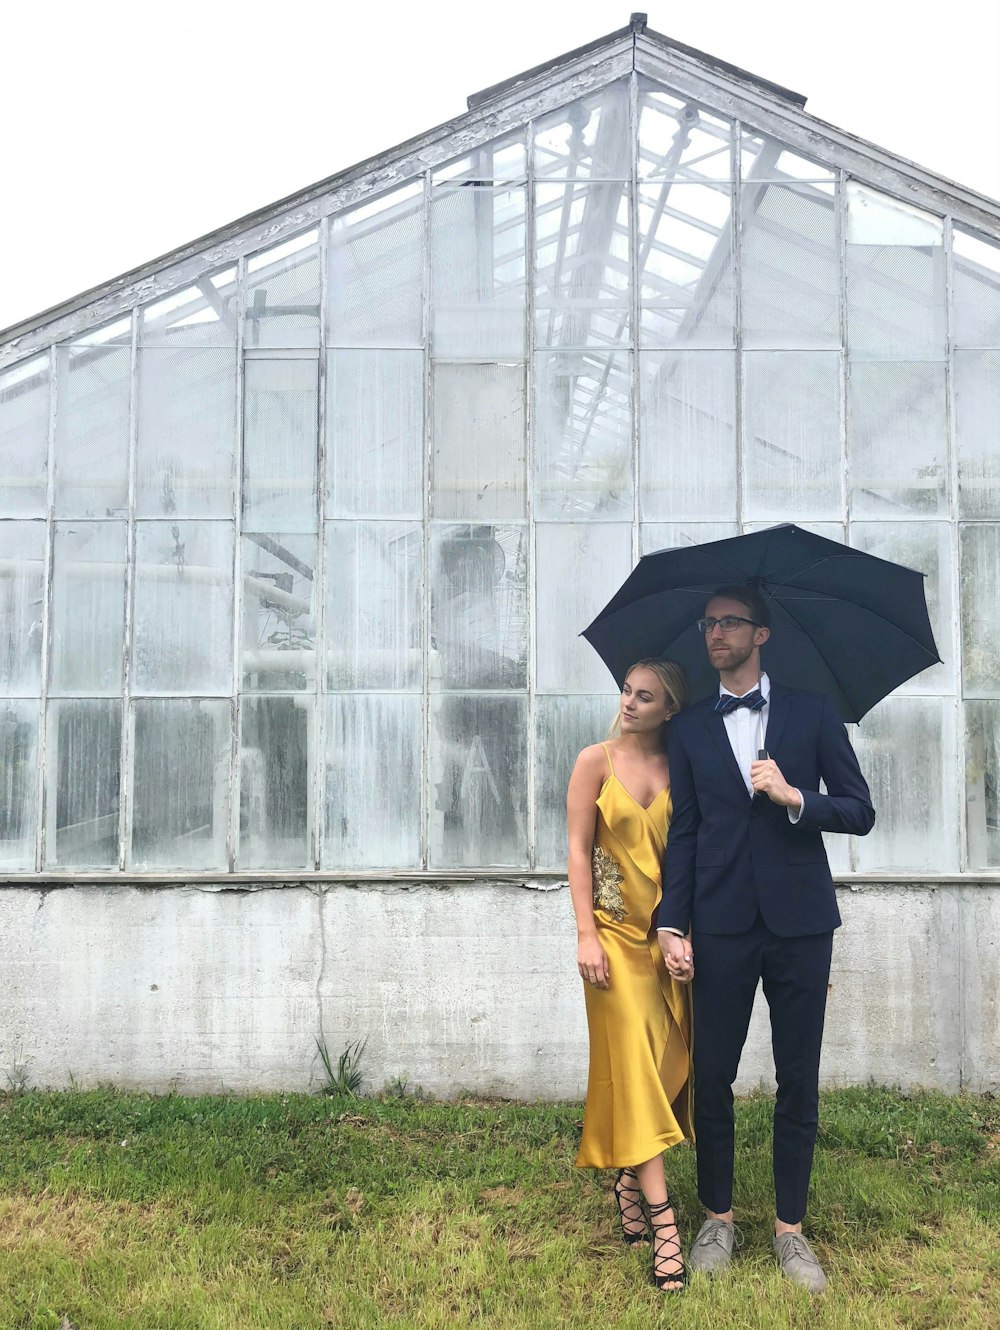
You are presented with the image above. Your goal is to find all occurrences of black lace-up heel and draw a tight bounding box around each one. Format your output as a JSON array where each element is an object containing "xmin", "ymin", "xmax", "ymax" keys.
[
  {"xmin": 647, "ymin": 1197, "xmax": 687, "ymax": 1292},
  {"xmin": 613, "ymin": 1168, "xmax": 649, "ymax": 1245}
]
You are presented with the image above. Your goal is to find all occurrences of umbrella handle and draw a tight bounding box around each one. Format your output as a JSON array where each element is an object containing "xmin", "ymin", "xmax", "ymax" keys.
[{"xmin": 751, "ymin": 748, "xmax": 769, "ymax": 803}]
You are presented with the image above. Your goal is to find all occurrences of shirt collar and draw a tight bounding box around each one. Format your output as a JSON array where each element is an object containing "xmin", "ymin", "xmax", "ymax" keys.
[{"xmin": 719, "ymin": 671, "xmax": 770, "ymax": 702}]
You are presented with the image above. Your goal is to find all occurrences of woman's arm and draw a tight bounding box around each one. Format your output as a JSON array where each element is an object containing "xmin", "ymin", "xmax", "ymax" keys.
[{"xmin": 567, "ymin": 746, "xmax": 610, "ymax": 990}]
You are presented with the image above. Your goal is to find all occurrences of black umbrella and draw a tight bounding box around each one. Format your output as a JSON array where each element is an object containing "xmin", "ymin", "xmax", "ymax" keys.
[{"xmin": 581, "ymin": 524, "xmax": 940, "ymax": 723}]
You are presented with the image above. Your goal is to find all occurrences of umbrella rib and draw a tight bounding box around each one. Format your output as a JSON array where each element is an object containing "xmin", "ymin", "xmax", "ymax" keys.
[
  {"xmin": 763, "ymin": 552, "xmax": 840, "ymax": 595},
  {"xmin": 772, "ymin": 584, "xmax": 942, "ymax": 660},
  {"xmin": 772, "ymin": 592, "xmax": 858, "ymax": 710}
]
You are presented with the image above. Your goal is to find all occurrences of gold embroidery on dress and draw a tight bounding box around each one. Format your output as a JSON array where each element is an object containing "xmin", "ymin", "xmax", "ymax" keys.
[{"xmin": 591, "ymin": 846, "xmax": 627, "ymax": 921}]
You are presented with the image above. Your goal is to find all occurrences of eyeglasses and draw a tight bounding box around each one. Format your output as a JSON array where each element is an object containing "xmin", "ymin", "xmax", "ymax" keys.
[{"xmin": 697, "ymin": 615, "xmax": 762, "ymax": 634}]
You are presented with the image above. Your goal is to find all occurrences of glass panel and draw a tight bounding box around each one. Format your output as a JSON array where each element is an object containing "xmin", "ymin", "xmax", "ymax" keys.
[
  {"xmin": 536, "ymin": 523, "xmax": 633, "ymax": 693},
  {"xmin": 960, "ymin": 524, "xmax": 1000, "ymax": 697},
  {"xmin": 133, "ymin": 521, "xmax": 234, "ymax": 695},
  {"xmin": 326, "ymin": 522, "xmax": 421, "ymax": 690},
  {"xmin": 952, "ymin": 227, "xmax": 1000, "ymax": 349},
  {"xmin": 853, "ymin": 697, "xmax": 957, "ymax": 872},
  {"xmin": 743, "ymin": 519, "xmax": 845, "ymax": 542},
  {"xmin": 740, "ymin": 132, "xmax": 834, "ymax": 182},
  {"xmin": 850, "ymin": 522, "xmax": 952, "ymax": 694},
  {"xmin": 140, "ymin": 270, "xmax": 238, "ymax": 347},
  {"xmin": 329, "ymin": 184, "xmax": 424, "ymax": 348},
  {"xmin": 238, "ymin": 695, "xmax": 312, "ymax": 870},
  {"xmin": 433, "ymin": 131, "xmax": 525, "ymax": 182},
  {"xmin": 743, "ymin": 352, "xmax": 842, "ymax": 520},
  {"xmin": 242, "ymin": 534, "xmax": 317, "ymax": 692},
  {"xmin": 639, "ymin": 182, "xmax": 734, "ymax": 347},
  {"xmin": 129, "ymin": 698, "xmax": 231, "ymax": 870},
  {"xmin": 54, "ymin": 343, "xmax": 130, "ymax": 518},
  {"xmin": 324, "ymin": 693, "xmax": 421, "ymax": 869},
  {"xmin": 533, "ymin": 81, "xmax": 630, "ymax": 180},
  {"xmin": 44, "ymin": 698, "xmax": 120, "ymax": 868},
  {"xmin": 430, "ymin": 524, "xmax": 527, "ymax": 689},
  {"xmin": 242, "ymin": 358, "xmax": 318, "ymax": 533},
  {"xmin": 429, "ymin": 693, "xmax": 528, "ymax": 868},
  {"xmin": 846, "ymin": 185, "xmax": 945, "ymax": 360},
  {"xmin": 640, "ymin": 521, "xmax": 738, "ymax": 555},
  {"xmin": 0, "ymin": 356, "xmax": 49, "ymax": 518},
  {"xmin": 535, "ymin": 182, "xmax": 630, "ymax": 348},
  {"xmin": 639, "ymin": 350, "xmax": 736, "ymax": 519},
  {"xmin": 966, "ymin": 700, "xmax": 1000, "ymax": 868},
  {"xmin": 327, "ymin": 350, "xmax": 423, "ymax": 519},
  {"xmin": 848, "ymin": 362, "xmax": 947, "ymax": 515},
  {"xmin": 535, "ymin": 694, "xmax": 616, "ymax": 869},
  {"xmin": 741, "ymin": 183, "xmax": 840, "ymax": 349},
  {"xmin": 638, "ymin": 80, "xmax": 732, "ymax": 181},
  {"xmin": 136, "ymin": 347, "xmax": 237, "ymax": 517},
  {"xmin": 432, "ymin": 363, "xmax": 526, "ymax": 520},
  {"xmin": 430, "ymin": 185, "xmax": 526, "ymax": 358},
  {"xmin": 0, "ymin": 521, "xmax": 45, "ymax": 696},
  {"xmin": 535, "ymin": 350, "xmax": 631, "ymax": 518},
  {"xmin": 955, "ymin": 349, "xmax": 1000, "ymax": 519},
  {"xmin": 0, "ymin": 699, "xmax": 38, "ymax": 868},
  {"xmin": 49, "ymin": 522, "xmax": 126, "ymax": 696},
  {"xmin": 244, "ymin": 232, "xmax": 320, "ymax": 349}
]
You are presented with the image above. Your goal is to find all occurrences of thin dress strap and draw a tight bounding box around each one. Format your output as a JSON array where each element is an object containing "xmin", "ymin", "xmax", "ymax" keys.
[{"xmin": 600, "ymin": 742, "xmax": 616, "ymax": 778}]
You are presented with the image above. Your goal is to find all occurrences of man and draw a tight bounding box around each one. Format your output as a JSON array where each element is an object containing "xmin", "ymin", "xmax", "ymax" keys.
[{"xmin": 658, "ymin": 585, "xmax": 874, "ymax": 1293}]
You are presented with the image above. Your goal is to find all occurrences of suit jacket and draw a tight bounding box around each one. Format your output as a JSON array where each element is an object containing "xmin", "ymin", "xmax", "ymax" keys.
[{"xmin": 657, "ymin": 683, "xmax": 875, "ymax": 938}]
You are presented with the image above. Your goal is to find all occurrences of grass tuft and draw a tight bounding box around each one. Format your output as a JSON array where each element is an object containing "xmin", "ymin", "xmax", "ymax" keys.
[{"xmin": 315, "ymin": 1035, "xmax": 368, "ymax": 1098}]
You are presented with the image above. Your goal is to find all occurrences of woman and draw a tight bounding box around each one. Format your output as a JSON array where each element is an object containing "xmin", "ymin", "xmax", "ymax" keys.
[{"xmin": 566, "ymin": 658, "xmax": 692, "ymax": 1293}]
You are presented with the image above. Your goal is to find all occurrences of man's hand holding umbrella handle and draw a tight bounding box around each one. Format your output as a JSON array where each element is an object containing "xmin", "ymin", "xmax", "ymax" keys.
[
  {"xmin": 660, "ymin": 930, "xmax": 694, "ymax": 983},
  {"xmin": 750, "ymin": 757, "xmax": 804, "ymax": 813}
]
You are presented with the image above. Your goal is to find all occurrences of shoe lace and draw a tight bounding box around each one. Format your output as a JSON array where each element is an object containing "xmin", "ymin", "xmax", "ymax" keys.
[
  {"xmin": 700, "ymin": 1220, "xmax": 744, "ymax": 1249},
  {"xmin": 647, "ymin": 1199, "xmax": 684, "ymax": 1287},
  {"xmin": 614, "ymin": 1169, "xmax": 647, "ymax": 1235},
  {"xmin": 782, "ymin": 1233, "xmax": 816, "ymax": 1263}
]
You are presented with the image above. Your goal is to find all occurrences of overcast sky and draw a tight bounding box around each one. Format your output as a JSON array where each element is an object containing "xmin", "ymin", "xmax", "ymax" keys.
[{"xmin": 3, "ymin": 0, "xmax": 998, "ymax": 333}]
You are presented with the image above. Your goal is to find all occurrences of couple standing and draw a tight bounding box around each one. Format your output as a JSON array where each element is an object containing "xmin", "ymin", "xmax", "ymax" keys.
[{"xmin": 567, "ymin": 584, "xmax": 875, "ymax": 1294}]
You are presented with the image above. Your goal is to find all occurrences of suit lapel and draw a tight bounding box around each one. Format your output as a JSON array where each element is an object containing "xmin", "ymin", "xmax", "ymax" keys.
[
  {"xmin": 706, "ymin": 705, "xmax": 751, "ymax": 796},
  {"xmin": 764, "ymin": 682, "xmax": 792, "ymax": 756}
]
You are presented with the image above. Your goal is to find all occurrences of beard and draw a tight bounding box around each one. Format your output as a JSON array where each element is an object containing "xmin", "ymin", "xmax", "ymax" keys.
[{"xmin": 707, "ymin": 637, "xmax": 756, "ymax": 672}]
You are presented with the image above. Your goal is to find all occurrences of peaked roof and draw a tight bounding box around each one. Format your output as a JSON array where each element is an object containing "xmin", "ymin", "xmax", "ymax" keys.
[
  {"xmin": 467, "ymin": 14, "xmax": 807, "ymax": 111},
  {"xmin": 2, "ymin": 13, "xmax": 999, "ymax": 367}
]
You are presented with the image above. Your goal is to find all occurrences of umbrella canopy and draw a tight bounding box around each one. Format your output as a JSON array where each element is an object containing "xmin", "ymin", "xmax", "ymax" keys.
[{"xmin": 581, "ymin": 524, "xmax": 940, "ymax": 723}]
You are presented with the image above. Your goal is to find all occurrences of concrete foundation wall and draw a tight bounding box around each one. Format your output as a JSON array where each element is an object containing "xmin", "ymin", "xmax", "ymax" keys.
[{"xmin": 0, "ymin": 881, "xmax": 996, "ymax": 1098}]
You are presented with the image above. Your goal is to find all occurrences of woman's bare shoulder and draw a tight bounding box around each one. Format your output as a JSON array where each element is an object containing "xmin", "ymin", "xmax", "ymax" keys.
[{"xmin": 572, "ymin": 743, "xmax": 610, "ymax": 775}]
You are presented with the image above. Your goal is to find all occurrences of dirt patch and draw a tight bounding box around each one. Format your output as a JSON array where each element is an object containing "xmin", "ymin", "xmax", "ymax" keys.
[{"xmin": 0, "ymin": 1193, "xmax": 154, "ymax": 1257}]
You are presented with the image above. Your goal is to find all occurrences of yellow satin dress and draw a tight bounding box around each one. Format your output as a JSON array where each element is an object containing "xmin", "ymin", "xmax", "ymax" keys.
[{"xmin": 576, "ymin": 744, "xmax": 693, "ymax": 1169}]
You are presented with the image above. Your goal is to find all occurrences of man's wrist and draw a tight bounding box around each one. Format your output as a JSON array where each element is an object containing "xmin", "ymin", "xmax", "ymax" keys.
[{"xmin": 657, "ymin": 926, "xmax": 685, "ymax": 937}]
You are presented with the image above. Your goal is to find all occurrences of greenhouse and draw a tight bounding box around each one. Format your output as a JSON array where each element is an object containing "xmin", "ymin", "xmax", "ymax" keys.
[{"xmin": 0, "ymin": 16, "xmax": 997, "ymax": 1096}]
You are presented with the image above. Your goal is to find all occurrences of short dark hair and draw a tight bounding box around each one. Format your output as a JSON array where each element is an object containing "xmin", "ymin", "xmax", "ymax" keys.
[{"xmin": 708, "ymin": 583, "xmax": 771, "ymax": 629}]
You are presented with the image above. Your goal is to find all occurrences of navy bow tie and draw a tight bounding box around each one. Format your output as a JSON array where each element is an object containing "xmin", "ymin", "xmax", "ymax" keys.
[{"xmin": 715, "ymin": 688, "xmax": 766, "ymax": 716}]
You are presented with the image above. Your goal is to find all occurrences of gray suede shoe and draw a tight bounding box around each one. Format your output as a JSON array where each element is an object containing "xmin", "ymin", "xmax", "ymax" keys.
[
  {"xmin": 688, "ymin": 1218, "xmax": 739, "ymax": 1275},
  {"xmin": 772, "ymin": 1231, "xmax": 827, "ymax": 1293}
]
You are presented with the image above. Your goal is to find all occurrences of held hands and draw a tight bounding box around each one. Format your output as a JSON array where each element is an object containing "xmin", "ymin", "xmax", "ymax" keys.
[
  {"xmin": 750, "ymin": 757, "xmax": 801, "ymax": 809},
  {"xmin": 578, "ymin": 933, "xmax": 610, "ymax": 989},
  {"xmin": 660, "ymin": 932, "xmax": 694, "ymax": 984}
]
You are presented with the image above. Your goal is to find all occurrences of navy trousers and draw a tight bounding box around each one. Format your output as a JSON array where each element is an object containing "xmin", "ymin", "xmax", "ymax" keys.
[{"xmin": 691, "ymin": 915, "xmax": 833, "ymax": 1224}]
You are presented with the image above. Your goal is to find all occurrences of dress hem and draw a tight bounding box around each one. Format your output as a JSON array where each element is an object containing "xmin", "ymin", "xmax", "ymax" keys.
[{"xmin": 574, "ymin": 1128, "xmax": 689, "ymax": 1171}]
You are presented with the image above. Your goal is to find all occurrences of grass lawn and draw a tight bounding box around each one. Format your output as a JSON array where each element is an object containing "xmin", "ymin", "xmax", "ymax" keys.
[{"xmin": 0, "ymin": 1084, "xmax": 996, "ymax": 1329}]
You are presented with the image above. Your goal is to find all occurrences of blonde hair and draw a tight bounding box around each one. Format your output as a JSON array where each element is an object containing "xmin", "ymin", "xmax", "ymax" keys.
[{"xmin": 606, "ymin": 658, "xmax": 689, "ymax": 743}]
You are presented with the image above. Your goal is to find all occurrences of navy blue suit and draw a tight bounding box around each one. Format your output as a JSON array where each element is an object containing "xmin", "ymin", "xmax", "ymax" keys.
[{"xmin": 658, "ymin": 683, "xmax": 875, "ymax": 1222}]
